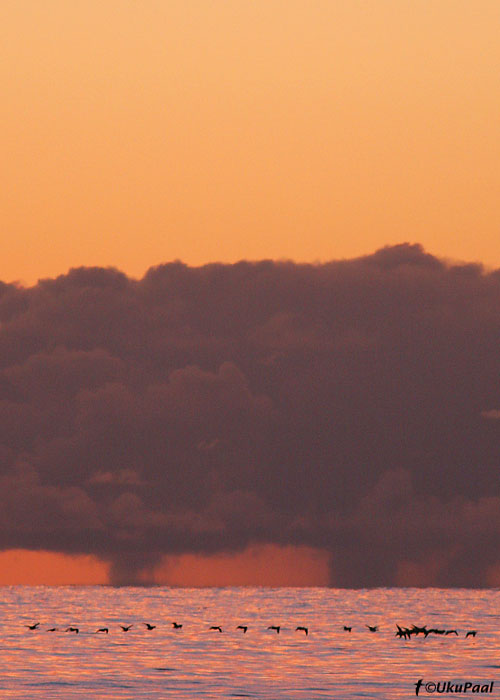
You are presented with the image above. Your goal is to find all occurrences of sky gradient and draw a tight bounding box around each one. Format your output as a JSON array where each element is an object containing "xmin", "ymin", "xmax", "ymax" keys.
[
  {"xmin": 1, "ymin": 0, "xmax": 500, "ymax": 285},
  {"xmin": 1, "ymin": 2, "xmax": 499, "ymax": 586}
]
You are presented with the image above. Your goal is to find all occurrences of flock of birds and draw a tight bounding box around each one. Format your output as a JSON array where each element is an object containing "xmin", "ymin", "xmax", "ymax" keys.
[
  {"xmin": 23, "ymin": 621, "xmax": 478, "ymax": 638},
  {"xmin": 395, "ymin": 624, "xmax": 477, "ymax": 639}
]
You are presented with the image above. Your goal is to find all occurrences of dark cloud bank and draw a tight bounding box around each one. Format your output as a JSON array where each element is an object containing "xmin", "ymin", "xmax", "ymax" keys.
[{"xmin": 1, "ymin": 244, "xmax": 500, "ymax": 586}]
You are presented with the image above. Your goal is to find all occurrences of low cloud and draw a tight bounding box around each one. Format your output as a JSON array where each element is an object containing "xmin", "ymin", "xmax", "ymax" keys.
[{"xmin": 0, "ymin": 244, "xmax": 499, "ymax": 585}]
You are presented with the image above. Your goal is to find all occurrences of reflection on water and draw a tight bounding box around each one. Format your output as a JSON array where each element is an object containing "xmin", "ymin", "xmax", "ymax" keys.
[{"xmin": 0, "ymin": 587, "xmax": 498, "ymax": 699}]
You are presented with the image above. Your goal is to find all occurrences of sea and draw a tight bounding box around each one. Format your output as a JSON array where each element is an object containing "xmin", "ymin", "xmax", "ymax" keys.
[{"xmin": 1, "ymin": 587, "xmax": 498, "ymax": 699}]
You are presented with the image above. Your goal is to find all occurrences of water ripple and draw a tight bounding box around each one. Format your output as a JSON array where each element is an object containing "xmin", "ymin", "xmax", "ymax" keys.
[{"xmin": 0, "ymin": 587, "xmax": 497, "ymax": 699}]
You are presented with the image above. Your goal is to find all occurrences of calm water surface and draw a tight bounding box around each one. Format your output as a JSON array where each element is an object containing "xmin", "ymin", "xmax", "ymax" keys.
[{"xmin": 0, "ymin": 587, "xmax": 498, "ymax": 699}]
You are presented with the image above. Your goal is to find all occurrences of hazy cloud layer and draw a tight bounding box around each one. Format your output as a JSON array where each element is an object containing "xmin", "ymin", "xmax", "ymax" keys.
[{"xmin": 1, "ymin": 244, "xmax": 500, "ymax": 585}]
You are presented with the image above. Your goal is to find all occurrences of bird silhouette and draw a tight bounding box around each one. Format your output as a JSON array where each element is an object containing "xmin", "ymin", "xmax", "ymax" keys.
[
  {"xmin": 343, "ymin": 626, "xmax": 352, "ymax": 632},
  {"xmin": 366, "ymin": 625, "xmax": 378, "ymax": 632},
  {"xmin": 46, "ymin": 628, "xmax": 58, "ymax": 632},
  {"xmin": 209, "ymin": 626, "xmax": 222, "ymax": 633},
  {"xmin": 65, "ymin": 627, "xmax": 79, "ymax": 633},
  {"xmin": 172, "ymin": 622, "xmax": 183, "ymax": 629},
  {"xmin": 395, "ymin": 625, "xmax": 411, "ymax": 640},
  {"xmin": 120, "ymin": 625, "xmax": 133, "ymax": 631},
  {"xmin": 25, "ymin": 622, "xmax": 40, "ymax": 630},
  {"xmin": 466, "ymin": 630, "xmax": 477, "ymax": 638},
  {"xmin": 236, "ymin": 625, "xmax": 248, "ymax": 633},
  {"xmin": 143, "ymin": 623, "xmax": 156, "ymax": 630},
  {"xmin": 295, "ymin": 626, "xmax": 308, "ymax": 635},
  {"xmin": 445, "ymin": 630, "xmax": 458, "ymax": 635},
  {"xmin": 95, "ymin": 628, "xmax": 108, "ymax": 634},
  {"xmin": 268, "ymin": 625, "xmax": 280, "ymax": 634}
]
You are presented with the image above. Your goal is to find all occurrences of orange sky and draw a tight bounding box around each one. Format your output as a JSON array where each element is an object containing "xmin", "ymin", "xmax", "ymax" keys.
[
  {"xmin": 1, "ymin": 1, "xmax": 499, "ymax": 585},
  {"xmin": 0, "ymin": 546, "xmax": 330, "ymax": 587},
  {"xmin": 1, "ymin": 0, "xmax": 500, "ymax": 285}
]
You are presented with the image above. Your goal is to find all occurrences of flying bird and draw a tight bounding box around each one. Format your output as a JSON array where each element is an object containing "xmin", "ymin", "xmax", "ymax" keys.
[
  {"xmin": 172, "ymin": 622, "xmax": 183, "ymax": 629},
  {"xmin": 445, "ymin": 630, "xmax": 458, "ymax": 635},
  {"xmin": 95, "ymin": 628, "xmax": 109, "ymax": 634},
  {"xmin": 143, "ymin": 623, "xmax": 156, "ymax": 630},
  {"xmin": 25, "ymin": 623, "xmax": 40, "ymax": 630},
  {"xmin": 466, "ymin": 630, "xmax": 477, "ymax": 638},
  {"xmin": 343, "ymin": 626, "xmax": 352, "ymax": 632},
  {"xmin": 209, "ymin": 626, "xmax": 222, "ymax": 633},
  {"xmin": 396, "ymin": 625, "xmax": 411, "ymax": 640},
  {"xmin": 366, "ymin": 625, "xmax": 378, "ymax": 632},
  {"xmin": 65, "ymin": 627, "xmax": 79, "ymax": 633},
  {"xmin": 268, "ymin": 625, "xmax": 280, "ymax": 634},
  {"xmin": 46, "ymin": 628, "xmax": 58, "ymax": 632},
  {"xmin": 120, "ymin": 625, "xmax": 133, "ymax": 631},
  {"xmin": 295, "ymin": 626, "xmax": 308, "ymax": 635},
  {"xmin": 236, "ymin": 625, "xmax": 248, "ymax": 633}
]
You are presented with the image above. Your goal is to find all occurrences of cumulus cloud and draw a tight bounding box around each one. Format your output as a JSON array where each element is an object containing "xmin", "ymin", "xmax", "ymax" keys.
[{"xmin": 0, "ymin": 244, "xmax": 500, "ymax": 585}]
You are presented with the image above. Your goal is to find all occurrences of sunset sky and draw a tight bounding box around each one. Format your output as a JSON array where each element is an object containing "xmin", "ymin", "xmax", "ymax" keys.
[
  {"xmin": 2, "ymin": 0, "xmax": 500, "ymax": 285},
  {"xmin": 1, "ymin": 1, "xmax": 500, "ymax": 586}
]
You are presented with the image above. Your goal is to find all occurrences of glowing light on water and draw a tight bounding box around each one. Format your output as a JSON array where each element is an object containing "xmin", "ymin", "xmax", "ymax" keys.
[{"xmin": 1, "ymin": 587, "xmax": 498, "ymax": 699}]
